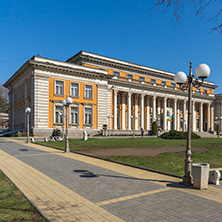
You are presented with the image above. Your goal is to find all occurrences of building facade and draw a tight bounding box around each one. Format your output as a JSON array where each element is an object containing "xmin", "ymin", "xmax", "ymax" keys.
[{"xmin": 4, "ymin": 51, "xmax": 217, "ymax": 137}]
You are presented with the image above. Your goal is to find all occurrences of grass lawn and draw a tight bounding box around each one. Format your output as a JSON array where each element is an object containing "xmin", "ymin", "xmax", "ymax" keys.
[
  {"xmin": 37, "ymin": 137, "xmax": 222, "ymax": 177},
  {"xmin": 0, "ymin": 171, "xmax": 46, "ymax": 222}
]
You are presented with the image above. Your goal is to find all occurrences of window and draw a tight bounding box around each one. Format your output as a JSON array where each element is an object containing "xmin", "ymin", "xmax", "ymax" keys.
[
  {"xmin": 70, "ymin": 83, "xmax": 79, "ymax": 97},
  {"xmin": 70, "ymin": 107, "xmax": 78, "ymax": 124},
  {"xmin": 151, "ymin": 79, "xmax": 156, "ymax": 85},
  {"xmin": 54, "ymin": 106, "xmax": 63, "ymax": 124},
  {"xmin": 139, "ymin": 77, "xmax": 145, "ymax": 83},
  {"xmin": 84, "ymin": 108, "xmax": 92, "ymax": 125},
  {"xmin": 113, "ymin": 71, "xmax": 120, "ymax": 78},
  {"xmin": 84, "ymin": 85, "xmax": 93, "ymax": 99},
  {"xmin": 55, "ymin": 80, "xmax": 64, "ymax": 96},
  {"xmin": 196, "ymin": 88, "xmax": 200, "ymax": 92},
  {"xmin": 127, "ymin": 74, "xmax": 133, "ymax": 81},
  {"xmin": 161, "ymin": 81, "xmax": 166, "ymax": 87},
  {"xmin": 171, "ymin": 83, "xmax": 176, "ymax": 88},
  {"xmin": 204, "ymin": 89, "xmax": 207, "ymax": 94}
]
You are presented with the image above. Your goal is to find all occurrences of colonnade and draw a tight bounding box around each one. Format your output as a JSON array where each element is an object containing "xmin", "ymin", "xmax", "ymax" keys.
[{"xmin": 113, "ymin": 90, "xmax": 213, "ymax": 132}]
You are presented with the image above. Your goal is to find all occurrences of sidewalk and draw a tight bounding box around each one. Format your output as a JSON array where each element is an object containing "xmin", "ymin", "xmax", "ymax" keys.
[{"xmin": 1, "ymin": 137, "xmax": 222, "ymax": 222}]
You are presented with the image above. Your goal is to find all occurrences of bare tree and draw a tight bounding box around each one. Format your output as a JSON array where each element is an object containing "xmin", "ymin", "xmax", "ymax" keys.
[
  {"xmin": 0, "ymin": 84, "xmax": 8, "ymax": 113},
  {"xmin": 152, "ymin": 0, "xmax": 222, "ymax": 33}
]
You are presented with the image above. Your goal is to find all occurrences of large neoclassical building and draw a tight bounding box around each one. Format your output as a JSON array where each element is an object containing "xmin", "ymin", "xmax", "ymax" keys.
[{"xmin": 4, "ymin": 51, "xmax": 218, "ymax": 136}]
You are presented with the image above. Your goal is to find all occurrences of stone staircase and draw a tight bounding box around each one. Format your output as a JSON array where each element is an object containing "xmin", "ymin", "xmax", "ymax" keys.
[{"xmin": 196, "ymin": 131, "xmax": 218, "ymax": 138}]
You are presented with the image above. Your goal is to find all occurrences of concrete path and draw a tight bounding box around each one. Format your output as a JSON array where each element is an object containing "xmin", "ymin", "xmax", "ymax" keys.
[{"xmin": 1, "ymin": 137, "xmax": 222, "ymax": 222}]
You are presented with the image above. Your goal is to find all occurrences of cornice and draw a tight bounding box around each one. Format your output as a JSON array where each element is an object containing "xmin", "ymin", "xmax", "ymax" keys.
[
  {"xmin": 108, "ymin": 79, "xmax": 215, "ymax": 100},
  {"xmin": 80, "ymin": 55, "xmax": 175, "ymax": 81}
]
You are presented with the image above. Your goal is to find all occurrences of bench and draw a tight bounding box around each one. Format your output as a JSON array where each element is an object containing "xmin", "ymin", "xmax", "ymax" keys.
[{"xmin": 209, "ymin": 168, "xmax": 222, "ymax": 185}]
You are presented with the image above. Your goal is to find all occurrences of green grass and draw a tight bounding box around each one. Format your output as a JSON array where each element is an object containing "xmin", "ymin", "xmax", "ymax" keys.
[
  {"xmin": 0, "ymin": 171, "xmax": 46, "ymax": 222},
  {"xmin": 37, "ymin": 137, "xmax": 222, "ymax": 177}
]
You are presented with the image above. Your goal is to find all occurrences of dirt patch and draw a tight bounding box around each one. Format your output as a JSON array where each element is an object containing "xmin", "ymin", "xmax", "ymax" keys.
[{"xmin": 79, "ymin": 146, "xmax": 208, "ymax": 158}]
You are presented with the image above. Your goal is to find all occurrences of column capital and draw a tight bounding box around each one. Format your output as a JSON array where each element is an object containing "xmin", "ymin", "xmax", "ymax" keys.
[
  {"xmin": 114, "ymin": 90, "xmax": 118, "ymax": 95},
  {"xmin": 127, "ymin": 92, "xmax": 132, "ymax": 97}
]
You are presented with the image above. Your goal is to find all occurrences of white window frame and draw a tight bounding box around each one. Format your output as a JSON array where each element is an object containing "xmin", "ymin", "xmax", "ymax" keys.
[
  {"xmin": 54, "ymin": 80, "xmax": 64, "ymax": 96},
  {"xmin": 54, "ymin": 105, "xmax": 64, "ymax": 124},
  {"xmin": 151, "ymin": 79, "xmax": 156, "ymax": 85},
  {"xmin": 84, "ymin": 106, "xmax": 93, "ymax": 125},
  {"xmin": 127, "ymin": 74, "xmax": 133, "ymax": 82},
  {"xmin": 171, "ymin": 83, "xmax": 176, "ymax": 88},
  {"xmin": 139, "ymin": 76, "xmax": 145, "ymax": 84},
  {"xmin": 84, "ymin": 85, "xmax": 93, "ymax": 100},
  {"xmin": 161, "ymin": 81, "xmax": 166, "ymax": 88},
  {"xmin": 70, "ymin": 82, "xmax": 79, "ymax": 98},
  {"xmin": 70, "ymin": 106, "xmax": 79, "ymax": 125},
  {"xmin": 113, "ymin": 71, "xmax": 120, "ymax": 79}
]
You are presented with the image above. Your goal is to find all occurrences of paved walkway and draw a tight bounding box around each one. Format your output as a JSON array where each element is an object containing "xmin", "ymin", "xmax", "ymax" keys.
[{"xmin": 0, "ymin": 138, "xmax": 222, "ymax": 222}]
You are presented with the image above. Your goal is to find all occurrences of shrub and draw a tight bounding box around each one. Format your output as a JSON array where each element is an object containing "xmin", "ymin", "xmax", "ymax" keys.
[
  {"xmin": 161, "ymin": 130, "xmax": 201, "ymax": 139},
  {"xmin": 152, "ymin": 121, "xmax": 158, "ymax": 135}
]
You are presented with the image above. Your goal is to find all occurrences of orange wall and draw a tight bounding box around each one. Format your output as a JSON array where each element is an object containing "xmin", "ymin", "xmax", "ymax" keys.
[{"xmin": 49, "ymin": 77, "xmax": 97, "ymax": 129}]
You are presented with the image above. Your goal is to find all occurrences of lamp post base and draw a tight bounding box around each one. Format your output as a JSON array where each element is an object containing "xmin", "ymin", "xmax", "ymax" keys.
[
  {"xmin": 182, "ymin": 175, "xmax": 193, "ymax": 184},
  {"xmin": 65, "ymin": 137, "xmax": 70, "ymax": 153}
]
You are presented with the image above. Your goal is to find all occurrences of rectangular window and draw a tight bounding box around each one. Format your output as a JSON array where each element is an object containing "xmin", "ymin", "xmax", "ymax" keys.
[
  {"xmin": 114, "ymin": 71, "xmax": 120, "ymax": 78},
  {"xmin": 84, "ymin": 85, "xmax": 93, "ymax": 99},
  {"xmin": 171, "ymin": 83, "xmax": 176, "ymax": 88},
  {"xmin": 151, "ymin": 79, "xmax": 156, "ymax": 85},
  {"xmin": 55, "ymin": 80, "xmax": 64, "ymax": 96},
  {"xmin": 139, "ymin": 77, "xmax": 145, "ymax": 83},
  {"xmin": 54, "ymin": 106, "xmax": 63, "ymax": 124},
  {"xmin": 84, "ymin": 108, "xmax": 92, "ymax": 125},
  {"xmin": 70, "ymin": 107, "xmax": 78, "ymax": 124},
  {"xmin": 161, "ymin": 81, "xmax": 166, "ymax": 86},
  {"xmin": 127, "ymin": 74, "xmax": 133, "ymax": 81},
  {"xmin": 204, "ymin": 89, "xmax": 207, "ymax": 94},
  {"xmin": 196, "ymin": 88, "xmax": 200, "ymax": 92},
  {"xmin": 70, "ymin": 83, "xmax": 79, "ymax": 97}
]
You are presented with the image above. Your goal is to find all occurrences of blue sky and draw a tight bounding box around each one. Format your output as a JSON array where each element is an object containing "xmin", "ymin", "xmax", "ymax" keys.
[{"xmin": 0, "ymin": 0, "xmax": 221, "ymax": 93}]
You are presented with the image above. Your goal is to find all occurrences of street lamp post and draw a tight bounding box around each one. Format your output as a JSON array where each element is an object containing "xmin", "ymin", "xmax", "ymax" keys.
[
  {"xmin": 62, "ymin": 97, "xmax": 73, "ymax": 152},
  {"xmin": 59, "ymin": 111, "xmax": 65, "ymax": 139},
  {"xmin": 130, "ymin": 115, "xmax": 137, "ymax": 138},
  {"xmin": 106, "ymin": 115, "xmax": 113, "ymax": 136},
  {"xmin": 215, "ymin": 116, "xmax": 222, "ymax": 138},
  {"xmin": 174, "ymin": 62, "xmax": 210, "ymax": 184},
  {"xmin": 25, "ymin": 107, "xmax": 31, "ymax": 143}
]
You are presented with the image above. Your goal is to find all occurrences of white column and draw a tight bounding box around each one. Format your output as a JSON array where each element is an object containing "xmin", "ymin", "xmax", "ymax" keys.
[
  {"xmin": 153, "ymin": 95, "xmax": 156, "ymax": 122},
  {"xmin": 127, "ymin": 92, "xmax": 131, "ymax": 130},
  {"xmin": 177, "ymin": 101, "xmax": 180, "ymax": 131},
  {"xmin": 163, "ymin": 97, "xmax": 167, "ymax": 131},
  {"xmin": 135, "ymin": 95, "xmax": 139, "ymax": 130},
  {"xmin": 183, "ymin": 100, "xmax": 187, "ymax": 131},
  {"xmin": 114, "ymin": 90, "xmax": 118, "ymax": 130},
  {"xmin": 146, "ymin": 97, "xmax": 150, "ymax": 130},
  {"xmin": 200, "ymin": 102, "xmax": 203, "ymax": 132},
  {"xmin": 211, "ymin": 104, "xmax": 214, "ymax": 131},
  {"xmin": 207, "ymin": 103, "xmax": 210, "ymax": 131},
  {"xmin": 122, "ymin": 93, "xmax": 126, "ymax": 130},
  {"xmin": 174, "ymin": 99, "xmax": 177, "ymax": 130},
  {"xmin": 141, "ymin": 94, "xmax": 144, "ymax": 129},
  {"xmin": 192, "ymin": 101, "xmax": 196, "ymax": 131}
]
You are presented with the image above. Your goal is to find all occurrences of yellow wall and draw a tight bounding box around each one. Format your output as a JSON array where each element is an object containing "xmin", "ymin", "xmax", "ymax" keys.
[
  {"xmin": 121, "ymin": 72, "xmax": 127, "ymax": 78},
  {"xmin": 49, "ymin": 77, "xmax": 97, "ymax": 129}
]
